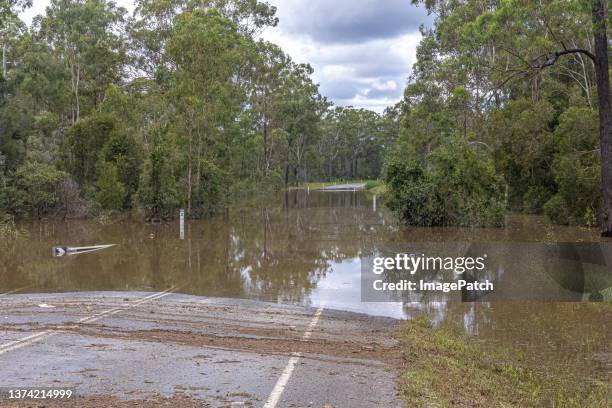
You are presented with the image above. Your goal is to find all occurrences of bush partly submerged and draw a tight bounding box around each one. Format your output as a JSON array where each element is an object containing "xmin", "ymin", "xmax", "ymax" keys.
[
  {"xmin": 0, "ymin": 214, "xmax": 26, "ymax": 242},
  {"xmin": 384, "ymin": 140, "xmax": 506, "ymax": 227}
]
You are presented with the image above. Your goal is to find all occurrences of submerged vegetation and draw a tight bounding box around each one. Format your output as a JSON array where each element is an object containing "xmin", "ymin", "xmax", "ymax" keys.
[{"xmin": 385, "ymin": 139, "xmax": 505, "ymax": 227}]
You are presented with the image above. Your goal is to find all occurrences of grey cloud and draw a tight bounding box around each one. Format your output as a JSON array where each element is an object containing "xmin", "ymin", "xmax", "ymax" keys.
[
  {"xmin": 263, "ymin": 1, "xmax": 429, "ymax": 112},
  {"xmin": 318, "ymin": 75, "xmax": 404, "ymax": 110},
  {"xmin": 320, "ymin": 81, "xmax": 362, "ymax": 100},
  {"xmin": 306, "ymin": 35, "xmax": 417, "ymax": 79},
  {"xmin": 364, "ymin": 86, "xmax": 403, "ymax": 101},
  {"xmin": 273, "ymin": 0, "xmax": 431, "ymax": 44},
  {"xmin": 352, "ymin": 61, "xmax": 408, "ymax": 78}
]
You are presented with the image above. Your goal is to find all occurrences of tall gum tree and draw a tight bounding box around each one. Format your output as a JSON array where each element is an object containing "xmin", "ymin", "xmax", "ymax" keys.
[
  {"xmin": 165, "ymin": 9, "xmax": 246, "ymax": 216},
  {"xmin": 37, "ymin": 0, "xmax": 126, "ymax": 125},
  {"xmin": 0, "ymin": 1, "xmax": 31, "ymax": 78}
]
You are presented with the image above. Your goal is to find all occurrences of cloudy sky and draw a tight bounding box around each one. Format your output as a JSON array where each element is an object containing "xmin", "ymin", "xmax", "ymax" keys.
[{"xmin": 21, "ymin": 0, "xmax": 430, "ymax": 112}]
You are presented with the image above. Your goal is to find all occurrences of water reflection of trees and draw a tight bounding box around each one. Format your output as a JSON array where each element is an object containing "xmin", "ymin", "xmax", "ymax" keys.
[{"xmin": 0, "ymin": 191, "xmax": 380, "ymax": 304}]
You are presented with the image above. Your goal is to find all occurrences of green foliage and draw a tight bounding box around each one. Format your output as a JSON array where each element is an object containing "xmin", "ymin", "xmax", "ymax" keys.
[
  {"xmin": 100, "ymin": 129, "xmax": 140, "ymax": 208},
  {"xmin": 138, "ymin": 134, "xmax": 180, "ymax": 219},
  {"xmin": 385, "ymin": 140, "xmax": 506, "ymax": 227},
  {"xmin": 544, "ymin": 107, "xmax": 600, "ymax": 225},
  {"xmin": 38, "ymin": 0, "xmax": 127, "ymax": 123},
  {"xmin": 3, "ymin": 0, "xmax": 401, "ymax": 221},
  {"xmin": 319, "ymin": 106, "xmax": 396, "ymax": 182},
  {"xmin": 190, "ymin": 160, "xmax": 231, "ymax": 217},
  {"xmin": 94, "ymin": 160, "xmax": 125, "ymax": 211},
  {"xmin": 400, "ymin": 0, "xmax": 607, "ymax": 227},
  {"xmin": 9, "ymin": 161, "xmax": 67, "ymax": 218},
  {"xmin": 489, "ymin": 99, "xmax": 556, "ymax": 212},
  {"xmin": 64, "ymin": 114, "xmax": 116, "ymax": 185}
]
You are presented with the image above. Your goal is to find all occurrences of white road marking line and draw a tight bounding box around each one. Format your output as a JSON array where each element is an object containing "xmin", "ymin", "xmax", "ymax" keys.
[
  {"xmin": 262, "ymin": 306, "xmax": 324, "ymax": 408},
  {"xmin": 78, "ymin": 287, "xmax": 177, "ymax": 324},
  {"xmin": 0, "ymin": 330, "xmax": 58, "ymax": 355},
  {"xmin": 0, "ymin": 287, "xmax": 178, "ymax": 356},
  {"xmin": 0, "ymin": 286, "xmax": 31, "ymax": 297}
]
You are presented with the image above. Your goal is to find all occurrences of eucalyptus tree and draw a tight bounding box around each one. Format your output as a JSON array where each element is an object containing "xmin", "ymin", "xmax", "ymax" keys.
[
  {"xmin": 0, "ymin": 0, "xmax": 31, "ymax": 27},
  {"xmin": 246, "ymin": 41, "xmax": 291, "ymax": 179},
  {"xmin": 0, "ymin": 1, "xmax": 29, "ymax": 85},
  {"xmin": 0, "ymin": 12, "xmax": 25, "ymax": 78},
  {"xmin": 274, "ymin": 63, "xmax": 328, "ymax": 185},
  {"xmin": 165, "ymin": 9, "xmax": 248, "ymax": 216},
  {"xmin": 130, "ymin": 0, "xmax": 277, "ymax": 77},
  {"xmin": 36, "ymin": 0, "xmax": 127, "ymax": 125},
  {"xmin": 318, "ymin": 106, "xmax": 396, "ymax": 181}
]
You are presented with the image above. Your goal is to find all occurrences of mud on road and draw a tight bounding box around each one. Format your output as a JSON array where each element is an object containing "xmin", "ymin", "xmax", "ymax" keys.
[{"xmin": 0, "ymin": 292, "xmax": 403, "ymax": 407}]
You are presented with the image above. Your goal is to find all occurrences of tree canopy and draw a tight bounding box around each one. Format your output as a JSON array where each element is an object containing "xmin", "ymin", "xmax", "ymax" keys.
[
  {"xmin": 386, "ymin": 0, "xmax": 611, "ymax": 229},
  {"xmin": 0, "ymin": 0, "xmax": 398, "ymax": 220}
]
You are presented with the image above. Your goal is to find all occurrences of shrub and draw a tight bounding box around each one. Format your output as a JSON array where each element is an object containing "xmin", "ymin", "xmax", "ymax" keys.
[
  {"xmin": 95, "ymin": 161, "xmax": 125, "ymax": 211},
  {"xmin": 191, "ymin": 160, "xmax": 231, "ymax": 217},
  {"xmin": 385, "ymin": 139, "xmax": 506, "ymax": 227},
  {"xmin": 544, "ymin": 108, "xmax": 600, "ymax": 225},
  {"xmin": 64, "ymin": 114, "xmax": 116, "ymax": 185},
  {"xmin": 10, "ymin": 161, "xmax": 68, "ymax": 218},
  {"xmin": 100, "ymin": 129, "xmax": 141, "ymax": 208},
  {"xmin": 489, "ymin": 98, "xmax": 556, "ymax": 212},
  {"xmin": 138, "ymin": 135, "xmax": 180, "ymax": 219}
]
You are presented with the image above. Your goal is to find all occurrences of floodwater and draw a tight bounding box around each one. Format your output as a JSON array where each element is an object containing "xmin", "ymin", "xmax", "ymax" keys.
[{"xmin": 1, "ymin": 190, "xmax": 610, "ymax": 381}]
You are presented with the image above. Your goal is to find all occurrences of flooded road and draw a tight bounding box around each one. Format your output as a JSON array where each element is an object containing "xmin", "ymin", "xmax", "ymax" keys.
[{"xmin": 1, "ymin": 190, "xmax": 610, "ymax": 383}]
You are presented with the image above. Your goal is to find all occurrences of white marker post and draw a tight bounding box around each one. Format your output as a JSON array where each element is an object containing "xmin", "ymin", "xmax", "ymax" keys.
[
  {"xmin": 373, "ymin": 195, "xmax": 377, "ymax": 212},
  {"xmin": 179, "ymin": 209, "xmax": 185, "ymax": 240}
]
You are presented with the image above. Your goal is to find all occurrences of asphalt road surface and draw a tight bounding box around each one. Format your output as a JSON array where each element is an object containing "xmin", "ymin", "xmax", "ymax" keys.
[
  {"xmin": 317, "ymin": 183, "xmax": 367, "ymax": 191},
  {"xmin": 0, "ymin": 291, "xmax": 402, "ymax": 407}
]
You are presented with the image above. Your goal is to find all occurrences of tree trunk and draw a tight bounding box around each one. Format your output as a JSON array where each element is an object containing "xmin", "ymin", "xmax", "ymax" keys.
[
  {"xmin": 2, "ymin": 44, "xmax": 6, "ymax": 78},
  {"xmin": 263, "ymin": 118, "xmax": 269, "ymax": 178},
  {"xmin": 284, "ymin": 161, "xmax": 289, "ymax": 187},
  {"xmin": 593, "ymin": 0, "xmax": 612, "ymax": 236},
  {"xmin": 187, "ymin": 131, "xmax": 193, "ymax": 217},
  {"xmin": 75, "ymin": 63, "xmax": 80, "ymax": 123}
]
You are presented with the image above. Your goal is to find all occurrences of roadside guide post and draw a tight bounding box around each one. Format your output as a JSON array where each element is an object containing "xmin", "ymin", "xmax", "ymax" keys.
[{"xmin": 179, "ymin": 209, "xmax": 185, "ymax": 240}]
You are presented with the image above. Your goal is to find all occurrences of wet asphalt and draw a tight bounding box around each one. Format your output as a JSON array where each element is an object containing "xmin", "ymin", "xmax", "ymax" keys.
[{"xmin": 0, "ymin": 292, "xmax": 402, "ymax": 407}]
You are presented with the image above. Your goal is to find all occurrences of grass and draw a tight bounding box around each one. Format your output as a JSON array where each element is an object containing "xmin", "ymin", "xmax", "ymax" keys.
[
  {"xmin": 364, "ymin": 180, "xmax": 387, "ymax": 195},
  {"xmin": 398, "ymin": 316, "xmax": 610, "ymax": 408}
]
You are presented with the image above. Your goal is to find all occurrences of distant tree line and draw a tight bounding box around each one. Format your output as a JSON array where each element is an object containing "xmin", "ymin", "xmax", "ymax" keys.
[
  {"xmin": 385, "ymin": 0, "xmax": 611, "ymax": 233},
  {"xmin": 0, "ymin": 0, "xmax": 398, "ymax": 220}
]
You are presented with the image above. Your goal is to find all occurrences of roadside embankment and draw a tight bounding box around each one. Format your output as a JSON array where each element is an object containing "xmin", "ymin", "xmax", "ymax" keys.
[{"xmin": 397, "ymin": 315, "xmax": 610, "ymax": 408}]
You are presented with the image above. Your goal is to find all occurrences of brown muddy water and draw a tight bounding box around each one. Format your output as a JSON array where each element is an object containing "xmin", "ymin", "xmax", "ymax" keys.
[{"xmin": 1, "ymin": 190, "xmax": 610, "ymax": 382}]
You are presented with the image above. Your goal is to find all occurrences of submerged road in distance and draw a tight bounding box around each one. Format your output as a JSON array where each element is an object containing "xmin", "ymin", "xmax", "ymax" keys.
[{"xmin": 318, "ymin": 182, "xmax": 367, "ymax": 191}]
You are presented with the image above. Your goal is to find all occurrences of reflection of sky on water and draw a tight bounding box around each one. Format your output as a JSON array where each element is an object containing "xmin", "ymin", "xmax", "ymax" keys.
[{"xmin": 308, "ymin": 258, "xmax": 408, "ymax": 319}]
